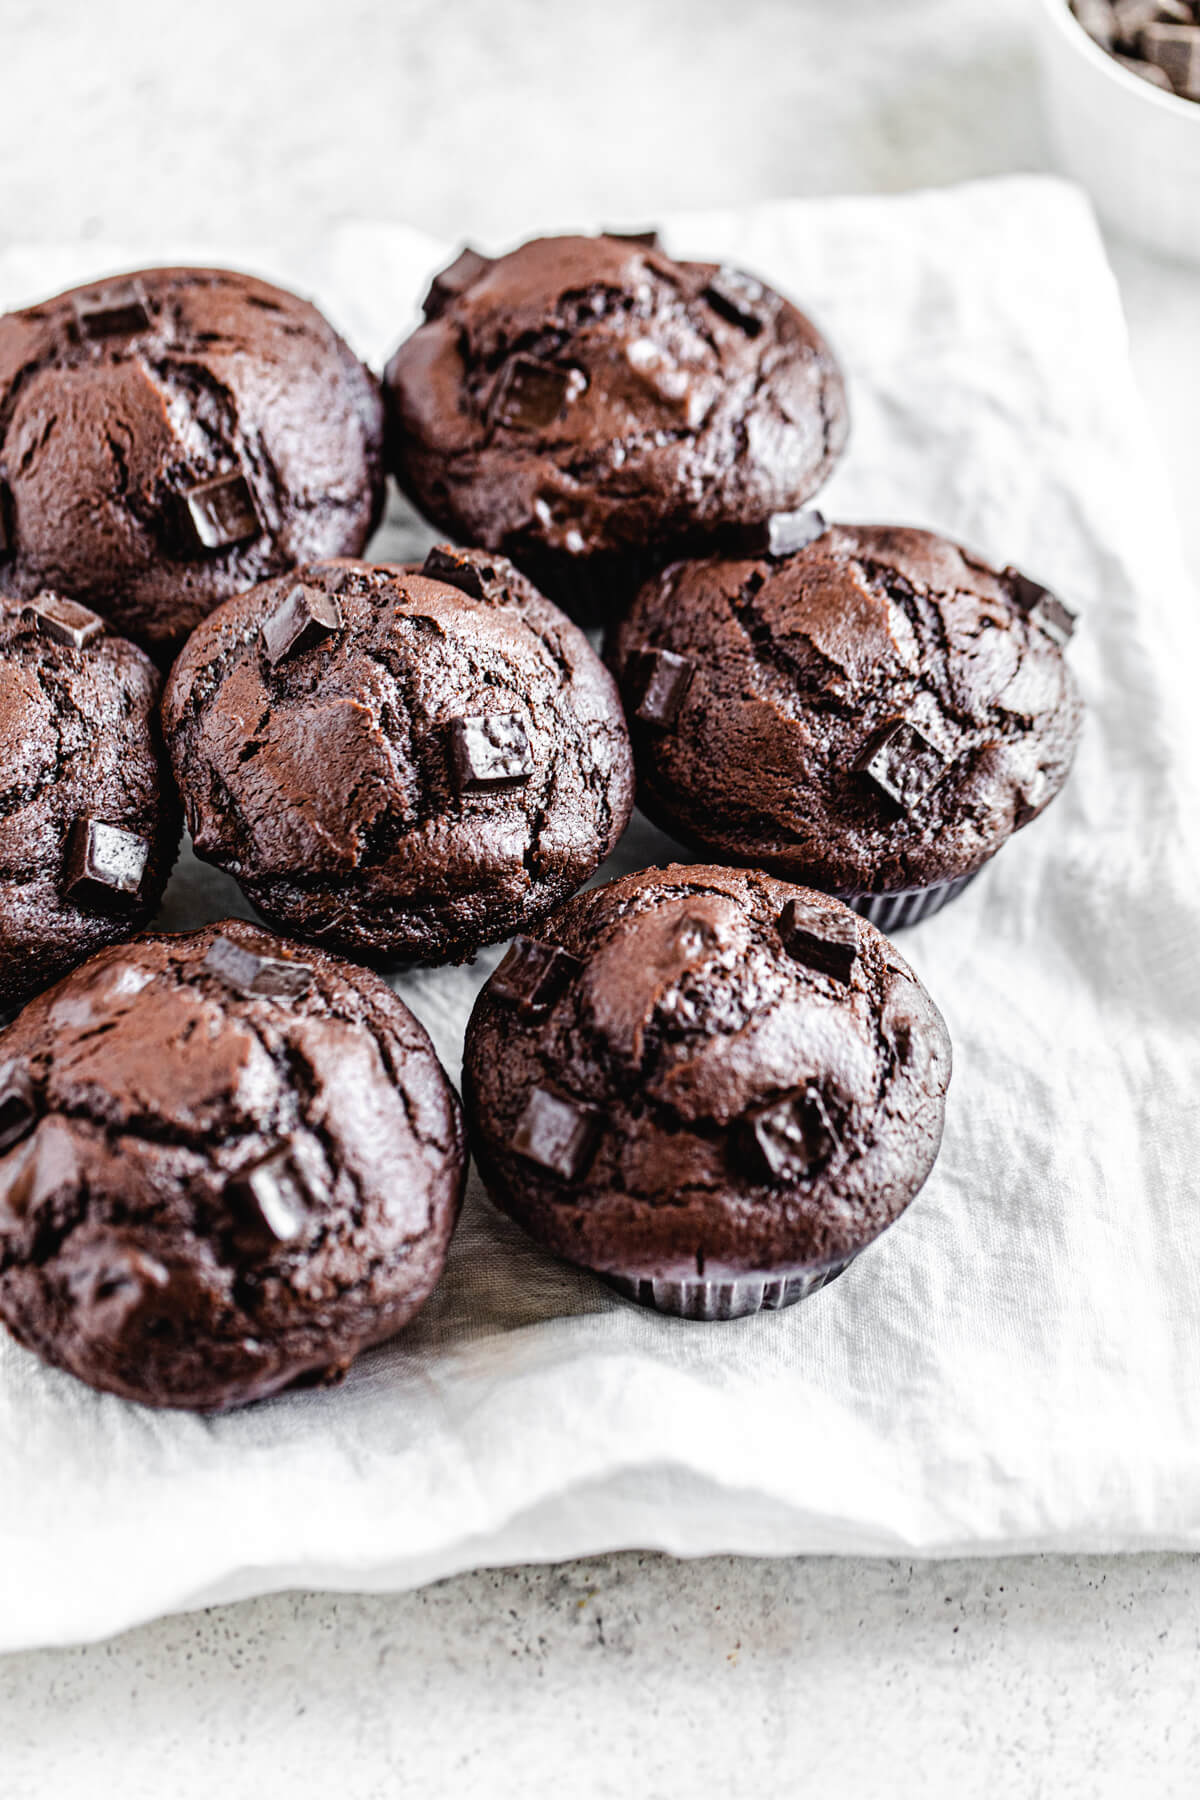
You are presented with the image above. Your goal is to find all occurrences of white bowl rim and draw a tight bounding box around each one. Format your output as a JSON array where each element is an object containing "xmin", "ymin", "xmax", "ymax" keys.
[{"xmin": 1038, "ymin": 0, "xmax": 1200, "ymax": 122}]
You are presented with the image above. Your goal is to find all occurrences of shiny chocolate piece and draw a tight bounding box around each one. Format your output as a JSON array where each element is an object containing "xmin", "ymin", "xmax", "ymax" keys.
[
  {"xmin": 68, "ymin": 1243, "xmax": 171, "ymax": 1339},
  {"xmin": 202, "ymin": 934, "xmax": 314, "ymax": 1000},
  {"xmin": 184, "ymin": 471, "xmax": 261, "ymax": 551},
  {"xmin": 1141, "ymin": 21, "xmax": 1200, "ymax": 95},
  {"xmin": 63, "ymin": 817, "xmax": 150, "ymax": 908},
  {"xmin": 740, "ymin": 1088, "xmax": 838, "ymax": 1184},
  {"xmin": 25, "ymin": 591, "xmax": 105, "ymax": 651},
  {"xmin": 262, "ymin": 583, "xmax": 343, "ymax": 666},
  {"xmin": 853, "ymin": 720, "xmax": 946, "ymax": 813},
  {"xmin": 733, "ymin": 507, "xmax": 828, "ymax": 559},
  {"xmin": 449, "ymin": 712, "xmax": 534, "ymax": 792},
  {"xmin": 422, "ymin": 544, "xmax": 490, "ymax": 600},
  {"xmin": 491, "ymin": 937, "xmax": 582, "ymax": 1014},
  {"xmin": 511, "ymin": 1087, "xmax": 601, "ymax": 1181},
  {"xmin": 489, "ymin": 357, "xmax": 585, "ymax": 431},
  {"xmin": 777, "ymin": 898, "xmax": 859, "ymax": 985},
  {"xmin": 629, "ymin": 647, "xmax": 695, "ymax": 727},
  {"xmin": 0, "ymin": 1067, "xmax": 37, "ymax": 1155},
  {"xmin": 423, "ymin": 247, "xmax": 492, "ymax": 320},
  {"xmin": 234, "ymin": 1142, "xmax": 316, "ymax": 1244},
  {"xmin": 703, "ymin": 268, "xmax": 767, "ymax": 337},
  {"xmin": 72, "ymin": 278, "xmax": 151, "ymax": 341},
  {"xmin": 1006, "ymin": 569, "xmax": 1077, "ymax": 647},
  {"xmin": 603, "ymin": 228, "xmax": 661, "ymax": 247}
]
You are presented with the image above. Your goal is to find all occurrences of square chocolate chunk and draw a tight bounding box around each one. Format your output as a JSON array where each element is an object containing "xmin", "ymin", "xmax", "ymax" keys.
[
  {"xmin": 733, "ymin": 508, "xmax": 828, "ymax": 559},
  {"xmin": 184, "ymin": 471, "xmax": 261, "ymax": 551},
  {"xmin": 489, "ymin": 358, "xmax": 585, "ymax": 431},
  {"xmin": 854, "ymin": 720, "xmax": 946, "ymax": 813},
  {"xmin": 73, "ymin": 279, "xmax": 151, "ymax": 340},
  {"xmin": 423, "ymin": 247, "xmax": 492, "ymax": 320},
  {"xmin": 234, "ymin": 1142, "xmax": 315, "ymax": 1244},
  {"xmin": 262, "ymin": 584, "xmax": 344, "ymax": 666},
  {"xmin": 777, "ymin": 898, "xmax": 859, "ymax": 985},
  {"xmin": 1006, "ymin": 569, "xmax": 1077, "ymax": 647},
  {"xmin": 1140, "ymin": 22, "xmax": 1200, "ymax": 96},
  {"xmin": 491, "ymin": 937, "xmax": 582, "ymax": 1015},
  {"xmin": 203, "ymin": 934, "xmax": 314, "ymax": 1000},
  {"xmin": 0, "ymin": 1066, "xmax": 37, "ymax": 1156},
  {"xmin": 629, "ymin": 648, "xmax": 695, "ymax": 728},
  {"xmin": 422, "ymin": 545, "xmax": 491, "ymax": 600},
  {"xmin": 511, "ymin": 1089, "xmax": 601, "ymax": 1181},
  {"xmin": 703, "ymin": 268, "xmax": 767, "ymax": 336},
  {"xmin": 741, "ymin": 1089, "xmax": 838, "ymax": 1185},
  {"xmin": 25, "ymin": 592, "xmax": 105, "ymax": 651},
  {"xmin": 63, "ymin": 818, "xmax": 150, "ymax": 909},
  {"xmin": 449, "ymin": 713, "xmax": 534, "ymax": 792}
]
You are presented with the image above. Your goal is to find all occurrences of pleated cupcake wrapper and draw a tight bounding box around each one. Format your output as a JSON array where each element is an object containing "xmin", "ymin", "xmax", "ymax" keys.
[
  {"xmin": 840, "ymin": 868, "xmax": 982, "ymax": 932},
  {"xmin": 600, "ymin": 1254, "xmax": 857, "ymax": 1321}
]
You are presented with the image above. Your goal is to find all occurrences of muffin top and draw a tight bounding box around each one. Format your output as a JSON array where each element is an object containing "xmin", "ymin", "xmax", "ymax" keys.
[
  {"xmin": 0, "ymin": 591, "xmax": 180, "ymax": 1013},
  {"xmin": 0, "ymin": 920, "xmax": 465, "ymax": 1410},
  {"xmin": 384, "ymin": 234, "xmax": 848, "ymax": 569},
  {"xmin": 464, "ymin": 864, "xmax": 951, "ymax": 1283},
  {"xmin": 0, "ymin": 268, "xmax": 385, "ymax": 654},
  {"xmin": 608, "ymin": 523, "xmax": 1084, "ymax": 895},
  {"xmin": 163, "ymin": 549, "xmax": 635, "ymax": 963}
]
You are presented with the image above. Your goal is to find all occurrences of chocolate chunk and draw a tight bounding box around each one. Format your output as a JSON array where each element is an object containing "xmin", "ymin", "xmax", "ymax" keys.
[
  {"xmin": 0, "ymin": 1066, "xmax": 37, "ymax": 1155},
  {"xmin": 1140, "ymin": 22, "xmax": 1200, "ymax": 95},
  {"xmin": 449, "ymin": 712, "xmax": 534, "ymax": 791},
  {"xmin": 1113, "ymin": 0, "xmax": 1177, "ymax": 34},
  {"xmin": 234, "ymin": 1142, "xmax": 316, "ymax": 1244},
  {"xmin": 740, "ymin": 1088, "xmax": 838, "ymax": 1184},
  {"xmin": 732, "ymin": 508, "xmax": 828, "ymax": 559},
  {"xmin": 1006, "ymin": 569, "xmax": 1077, "ymax": 646},
  {"xmin": 489, "ymin": 358, "xmax": 586, "ymax": 431},
  {"xmin": 422, "ymin": 544, "xmax": 491, "ymax": 600},
  {"xmin": 423, "ymin": 247, "xmax": 492, "ymax": 320},
  {"xmin": 491, "ymin": 937, "xmax": 582, "ymax": 1014},
  {"xmin": 183, "ymin": 471, "xmax": 261, "ymax": 551},
  {"xmin": 853, "ymin": 720, "xmax": 946, "ymax": 813},
  {"xmin": 63, "ymin": 817, "xmax": 150, "ymax": 908},
  {"xmin": 511, "ymin": 1088, "xmax": 601, "ymax": 1180},
  {"xmin": 777, "ymin": 898, "xmax": 859, "ymax": 985},
  {"xmin": 203, "ymin": 934, "xmax": 313, "ymax": 1000},
  {"xmin": 703, "ymin": 268, "xmax": 767, "ymax": 336},
  {"xmin": 1116, "ymin": 50, "xmax": 1177, "ymax": 84},
  {"xmin": 72, "ymin": 279, "xmax": 151, "ymax": 340},
  {"xmin": 603, "ymin": 228, "xmax": 661, "ymax": 248},
  {"xmin": 24, "ymin": 591, "xmax": 105, "ymax": 651},
  {"xmin": 628, "ymin": 648, "xmax": 695, "ymax": 727},
  {"xmin": 261, "ymin": 583, "xmax": 344, "ymax": 665},
  {"xmin": 68, "ymin": 1243, "xmax": 171, "ymax": 1338}
]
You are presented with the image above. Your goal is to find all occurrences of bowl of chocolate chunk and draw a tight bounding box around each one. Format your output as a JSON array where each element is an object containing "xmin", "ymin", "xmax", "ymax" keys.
[{"xmin": 1037, "ymin": 0, "xmax": 1200, "ymax": 262}]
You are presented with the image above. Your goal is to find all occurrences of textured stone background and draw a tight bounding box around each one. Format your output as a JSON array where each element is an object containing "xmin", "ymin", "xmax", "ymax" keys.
[{"xmin": 1, "ymin": 0, "xmax": 1198, "ymax": 1794}]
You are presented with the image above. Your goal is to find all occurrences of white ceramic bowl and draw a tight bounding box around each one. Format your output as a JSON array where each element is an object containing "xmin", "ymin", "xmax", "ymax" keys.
[{"xmin": 1034, "ymin": 0, "xmax": 1200, "ymax": 263}]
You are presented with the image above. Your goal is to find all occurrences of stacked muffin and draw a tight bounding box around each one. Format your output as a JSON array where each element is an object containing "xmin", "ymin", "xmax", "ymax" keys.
[{"xmin": 0, "ymin": 239, "xmax": 1082, "ymax": 1407}]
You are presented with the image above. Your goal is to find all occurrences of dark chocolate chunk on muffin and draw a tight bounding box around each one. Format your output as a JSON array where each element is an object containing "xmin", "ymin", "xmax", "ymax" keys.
[
  {"xmin": 163, "ymin": 549, "xmax": 635, "ymax": 963},
  {"xmin": 383, "ymin": 234, "xmax": 849, "ymax": 619},
  {"xmin": 608, "ymin": 522, "xmax": 1083, "ymax": 927},
  {"xmin": 464, "ymin": 864, "xmax": 951, "ymax": 1318},
  {"xmin": 0, "ymin": 592, "xmax": 180, "ymax": 1012},
  {"xmin": 0, "ymin": 920, "xmax": 466, "ymax": 1410},
  {"xmin": 0, "ymin": 269, "xmax": 385, "ymax": 655}
]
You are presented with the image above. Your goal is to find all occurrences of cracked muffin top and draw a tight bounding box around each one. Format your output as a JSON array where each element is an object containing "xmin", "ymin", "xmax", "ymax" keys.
[
  {"xmin": 0, "ymin": 268, "xmax": 385, "ymax": 655},
  {"xmin": 0, "ymin": 591, "xmax": 180, "ymax": 1013},
  {"xmin": 0, "ymin": 918, "xmax": 466, "ymax": 1410},
  {"xmin": 606, "ymin": 523, "xmax": 1084, "ymax": 896},
  {"xmin": 162, "ymin": 548, "xmax": 635, "ymax": 964},
  {"xmin": 463, "ymin": 864, "xmax": 951, "ymax": 1284},
  {"xmin": 383, "ymin": 234, "xmax": 849, "ymax": 618}
]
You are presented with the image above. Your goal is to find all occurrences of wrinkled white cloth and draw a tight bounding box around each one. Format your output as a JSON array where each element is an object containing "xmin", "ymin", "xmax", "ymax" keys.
[{"xmin": 2, "ymin": 177, "xmax": 1199, "ymax": 1654}]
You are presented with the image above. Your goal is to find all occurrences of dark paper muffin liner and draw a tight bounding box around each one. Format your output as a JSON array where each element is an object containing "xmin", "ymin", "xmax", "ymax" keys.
[
  {"xmin": 600, "ymin": 1254, "xmax": 857, "ymax": 1321},
  {"xmin": 840, "ymin": 868, "xmax": 981, "ymax": 932}
]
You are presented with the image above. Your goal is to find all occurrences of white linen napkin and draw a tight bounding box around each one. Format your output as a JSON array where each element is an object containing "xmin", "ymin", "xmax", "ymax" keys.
[{"xmin": 3, "ymin": 176, "xmax": 1199, "ymax": 1653}]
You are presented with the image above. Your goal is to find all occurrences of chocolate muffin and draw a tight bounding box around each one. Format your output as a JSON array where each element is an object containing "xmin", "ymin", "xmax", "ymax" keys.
[
  {"xmin": 608, "ymin": 520, "xmax": 1084, "ymax": 930},
  {"xmin": 383, "ymin": 234, "xmax": 849, "ymax": 619},
  {"xmin": 0, "ymin": 919, "xmax": 466, "ymax": 1410},
  {"xmin": 0, "ymin": 268, "xmax": 385, "ymax": 656},
  {"xmin": 464, "ymin": 864, "xmax": 951, "ymax": 1319},
  {"xmin": 163, "ymin": 548, "xmax": 635, "ymax": 963},
  {"xmin": 0, "ymin": 591, "xmax": 180, "ymax": 1014}
]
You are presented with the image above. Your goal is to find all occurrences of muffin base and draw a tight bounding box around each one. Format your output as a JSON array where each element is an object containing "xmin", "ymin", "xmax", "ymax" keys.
[
  {"xmin": 840, "ymin": 869, "xmax": 981, "ymax": 932},
  {"xmin": 599, "ymin": 1255, "xmax": 857, "ymax": 1320}
]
